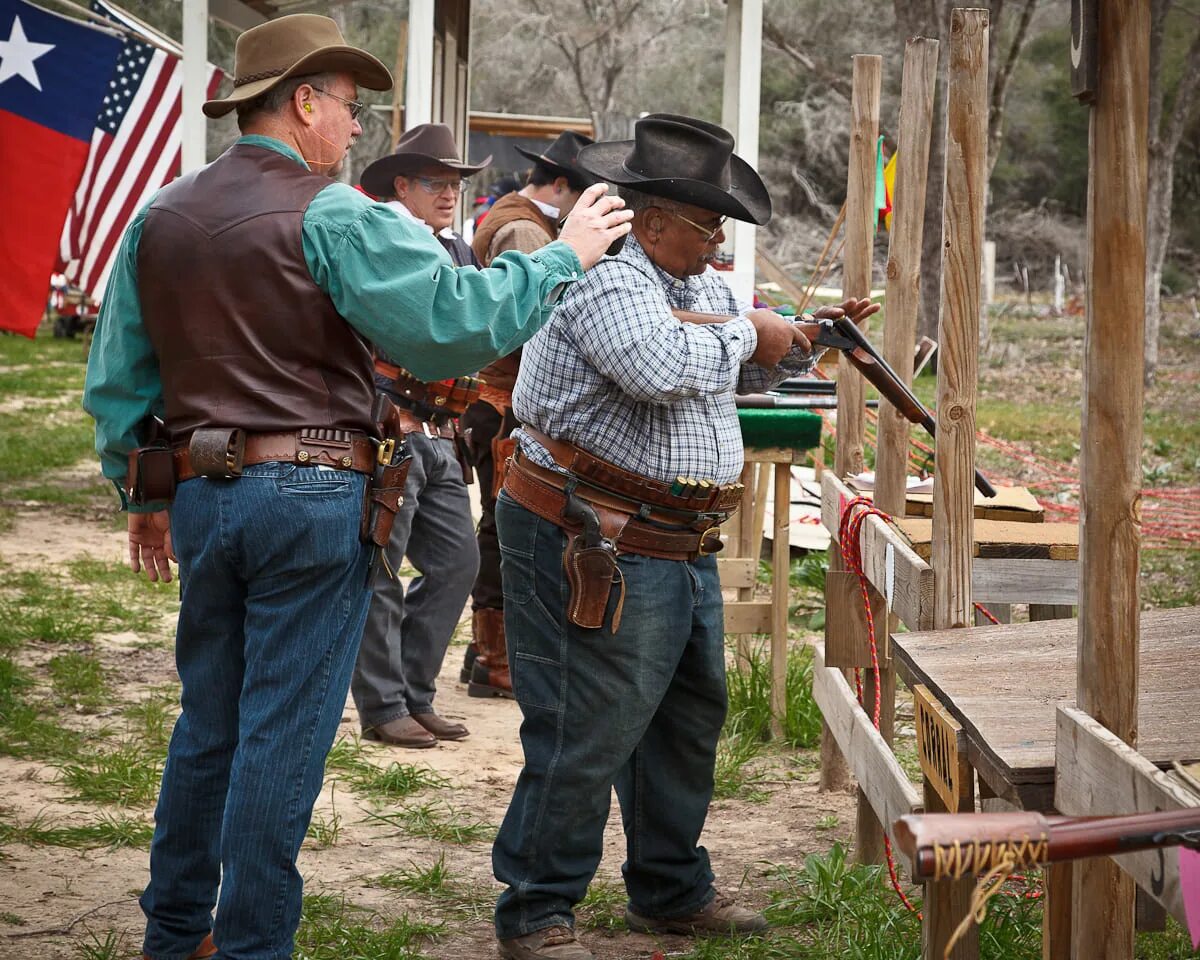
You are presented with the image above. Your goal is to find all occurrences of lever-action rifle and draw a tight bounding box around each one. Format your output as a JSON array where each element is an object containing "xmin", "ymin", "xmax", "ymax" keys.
[
  {"xmin": 893, "ymin": 808, "xmax": 1200, "ymax": 883},
  {"xmin": 809, "ymin": 316, "xmax": 996, "ymax": 499}
]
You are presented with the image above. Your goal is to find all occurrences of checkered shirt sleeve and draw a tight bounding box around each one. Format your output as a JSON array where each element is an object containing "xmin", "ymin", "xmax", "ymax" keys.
[{"xmin": 512, "ymin": 237, "xmax": 818, "ymax": 485}]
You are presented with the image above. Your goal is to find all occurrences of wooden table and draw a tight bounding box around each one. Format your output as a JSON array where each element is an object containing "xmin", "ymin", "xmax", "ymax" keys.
[{"xmin": 892, "ymin": 605, "xmax": 1200, "ymax": 810}]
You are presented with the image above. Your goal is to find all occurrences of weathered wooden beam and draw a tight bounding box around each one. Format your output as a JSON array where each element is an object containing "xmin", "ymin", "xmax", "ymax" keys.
[
  {"xmin": 770, "ymin": 463, "xmax": 790, "ymax": 737},
  {"xmin": 723, "ymin": 601, "xmax": 772, "ymax": 636},
  {"xmin": 812, "ymin": 643, "xmax": 922, "ymax": 853},
  {"xmin": 1073, "ymin": 0, "xmax": 1149, "ymax": 954},
  {"xmin": 926, "ymin": 10, "xmax": 989, "ymax": 959},
  {"xmin": 1056, "ymin": 706, "xmax": 1196, "ymax": 928}
]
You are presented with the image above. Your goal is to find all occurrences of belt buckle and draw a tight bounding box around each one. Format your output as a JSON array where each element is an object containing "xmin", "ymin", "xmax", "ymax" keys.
[{"xmin": 698, "ymin": 526, "xmax": 724, "ymax": 556}]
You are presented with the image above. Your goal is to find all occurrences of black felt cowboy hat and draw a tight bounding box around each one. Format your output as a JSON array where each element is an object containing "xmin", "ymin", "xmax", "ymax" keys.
[
  {"xmin": 360, "ymin": 123, "xmax": 492, "ymax": 199},
  {"xmin": 203, "ymin": 14, "xmax": 391, "ymax": 119},
  {"xmin": 514, "ymin": 131, "xmax": 600, "ymax": 186},
  {"xmin": 577, "ymin": 114, "xmax": 771, "ymax": 226}
]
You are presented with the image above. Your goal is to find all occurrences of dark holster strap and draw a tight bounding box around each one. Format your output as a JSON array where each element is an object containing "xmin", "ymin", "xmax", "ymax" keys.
[
  {"xmin": 173, "ymin": 431, "xmax": 376, "ymax": 482},
  {"xmin": 503, "ymin": 453, "xmax": 723, "ymax": 562}
]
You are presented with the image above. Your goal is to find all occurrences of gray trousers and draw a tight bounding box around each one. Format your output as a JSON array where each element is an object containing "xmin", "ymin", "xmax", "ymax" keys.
[{"xmin": 352, "ymin": 432, "xmax": 479, "ymax": 728}]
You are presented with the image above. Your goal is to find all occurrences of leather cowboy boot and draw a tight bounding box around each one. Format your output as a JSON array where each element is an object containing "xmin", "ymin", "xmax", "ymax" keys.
[{"xmin": 468, "ymin": 607, "xmax": 513, "ymax": 699}]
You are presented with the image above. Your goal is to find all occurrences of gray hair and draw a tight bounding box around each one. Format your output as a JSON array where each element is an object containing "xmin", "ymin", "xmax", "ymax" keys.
[
  {"xmin": 617, "ymin": 186, "xmax": 687, "ymax": 216},
  {"xmin": 235, "ymin": 72, "xmax": 338, "ymax": 130}
]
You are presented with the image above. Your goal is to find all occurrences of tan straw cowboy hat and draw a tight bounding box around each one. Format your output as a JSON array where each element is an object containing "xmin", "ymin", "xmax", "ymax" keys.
[{"xmin": 203, "ymin": 14, "xmax": 391, "ymax": 119}]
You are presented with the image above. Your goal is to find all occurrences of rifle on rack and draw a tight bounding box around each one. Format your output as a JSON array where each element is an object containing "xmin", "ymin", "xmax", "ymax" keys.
[
  {"xmin": 893, "ymin": 808, "xmax": 1200, "ymax": 883},
  {"xmin": 807, "ymin": 316, "xmax": 996, "ymax": 499}
]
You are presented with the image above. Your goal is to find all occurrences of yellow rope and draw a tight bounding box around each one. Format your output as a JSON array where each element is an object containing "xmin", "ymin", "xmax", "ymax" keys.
[{"xmin": 943, "ymin": 860, "xmax": 1016, "ymax": 960}]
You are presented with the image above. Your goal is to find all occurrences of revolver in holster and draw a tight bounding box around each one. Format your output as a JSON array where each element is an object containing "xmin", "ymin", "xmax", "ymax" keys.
[{"xmin": 362, "ymin": 396, "xmax": 414, "ymax": 579}]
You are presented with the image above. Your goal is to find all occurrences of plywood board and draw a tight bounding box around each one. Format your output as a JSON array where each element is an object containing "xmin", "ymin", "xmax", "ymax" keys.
[
  {"xmin": 892, "ymin": 606, "xmax": 1200, "ymax": 802},
  {"xmin": 894, "ymin": 518, "xmax": 1079, "ymax": 560},
  {"xmin": 1056, "ymin": 706, "xmax": 1198, "ymax": 927},
  {"xmin": 845, "ymin": 480, "xmax": 1045, "ymax": 522}
]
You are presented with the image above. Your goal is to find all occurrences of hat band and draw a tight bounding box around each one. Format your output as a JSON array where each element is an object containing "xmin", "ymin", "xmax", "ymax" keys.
[{"xmin": 234, "ymin": 67, "xmax": 287, "ymax": 88}]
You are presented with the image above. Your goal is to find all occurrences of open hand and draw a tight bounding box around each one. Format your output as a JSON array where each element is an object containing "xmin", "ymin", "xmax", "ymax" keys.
[
  {"xmin": 129, "ymin": 509, "xmax": 174, "ymax": 582},
  {"xmin": 557, "ymin": 184, "xmax": 634, "ymax": 270},
  {"xmin": 812, "ymin": 297, "xmax": 880, "ymax": 326}
]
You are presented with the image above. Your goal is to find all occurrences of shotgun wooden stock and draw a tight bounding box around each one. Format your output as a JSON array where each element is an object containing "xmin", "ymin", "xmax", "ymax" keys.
[{"xmin": 893, "ymin": 809, "xmax": 1200, "ymax": 882}]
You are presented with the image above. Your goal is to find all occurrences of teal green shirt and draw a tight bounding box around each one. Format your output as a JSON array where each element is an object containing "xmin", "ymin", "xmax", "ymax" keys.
[{"xmin": 83, "ymin": 135, "xmax": 583, "ymax": 509}]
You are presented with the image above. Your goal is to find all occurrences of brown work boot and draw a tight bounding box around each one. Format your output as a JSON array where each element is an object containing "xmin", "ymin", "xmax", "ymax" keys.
[
  {"xmin": 498, "ymin": 925, "xmax": 593, "ymax": 959},
  {"xmin": 459, "ymin": 642, "xmax": 479, "ymax": 683},
  {"xmin": 467, "ymin": 607, "xmax": 513, "ymax": 699},
  {"xmin": 143, "ymin": 932, "xmax": 216, "ymax": 960},
  {"xmin": 362, "ymin": 715, "xmax": 437, "ymax": 748},
  {"xmin": 411, "ymin": 711, "xmax": 469, "ymax": 741},
  {"xmin": 625, "ymin": 891, "xmax": 769, "ymax": 937}
]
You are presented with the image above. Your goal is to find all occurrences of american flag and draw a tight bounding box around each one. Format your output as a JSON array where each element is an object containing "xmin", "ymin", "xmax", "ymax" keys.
[{"xmin": 57, "ymin": 0, "xmax": 221, "ymax": 299}]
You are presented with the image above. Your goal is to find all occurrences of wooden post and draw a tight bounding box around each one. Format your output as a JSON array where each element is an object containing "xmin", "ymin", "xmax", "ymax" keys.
[
  {"xmin": 1072, "ymin": 1, "xmax": 1148, "ymax": 957},
  {"xmin": 770, "ymin": 462, "xmax": 790, "ymax": 736},
  {"xmin": 820, "ymin": 53, "xmax": 880, "ymax": 795},
  {"xmin": 925, "ymin": 10, "xmax": 988, "ymax": 960},
  {"xmin": 391, "ymin": 21, "xmax": 409, "ymax": 146},
  {"xmin": 861, "ymin": 36, "xmax": 939, "ymax": 867}
]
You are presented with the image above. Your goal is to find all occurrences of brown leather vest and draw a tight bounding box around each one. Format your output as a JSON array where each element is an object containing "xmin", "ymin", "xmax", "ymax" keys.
[
  {"xmin": 138, "ymin": 143, "xmax": 376, "ymax": 440},
  {"xmin": 471, "ymin": 193, "xmax": 557, "ymax": 266}
]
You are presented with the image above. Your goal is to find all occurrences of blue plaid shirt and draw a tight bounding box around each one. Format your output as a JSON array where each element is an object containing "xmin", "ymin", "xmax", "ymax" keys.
[{"xmin": 513, "ymin": 235, "xmax": 819, "ymax": 484}]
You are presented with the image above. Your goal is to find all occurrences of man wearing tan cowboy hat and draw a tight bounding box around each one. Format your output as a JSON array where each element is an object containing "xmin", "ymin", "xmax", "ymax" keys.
[
  {"xmin": 350, "ymin": 124, "xmax": 492, "ymax": 748},
  {"xmin": 82, "ymin": 14, "xmax": 630, "ymax": 960},
  {"xmin": 490, "ymin": 114, "xmax": 877, "ymax": 960},
  {"xmin": 456, "ymin": 130, "xmax": 600, "ymax": 700}
]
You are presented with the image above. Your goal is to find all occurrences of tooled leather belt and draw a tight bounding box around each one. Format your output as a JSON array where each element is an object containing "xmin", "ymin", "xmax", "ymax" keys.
[
  {"xmin": 173, "ymin": 430, "xmax": 377, "ymax": 482},
  {"xmin": 502, "ymin": 452, "xmax": 725, "ymax": 562}
]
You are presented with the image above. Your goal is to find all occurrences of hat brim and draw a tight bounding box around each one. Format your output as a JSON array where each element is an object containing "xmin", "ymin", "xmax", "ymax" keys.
[
  {"xmin": 203, "ymin": 46, "xmax": 393, "ymax": 119},
  {"xmin": 513, "ymin": 145, "xmax": 600, "ymax": 186},
  {"xmin": 577, "ymin": 140, "xmax": 772, "ymax": 226},
  {"xmin": 360, "ymin": 152, "xmax": 492, "ymax": 199}
]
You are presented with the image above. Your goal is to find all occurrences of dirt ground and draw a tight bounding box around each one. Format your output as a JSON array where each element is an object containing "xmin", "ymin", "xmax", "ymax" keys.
[{"xmin": 0, "ymin": 508, "xmax": 855, "ymax": 960}]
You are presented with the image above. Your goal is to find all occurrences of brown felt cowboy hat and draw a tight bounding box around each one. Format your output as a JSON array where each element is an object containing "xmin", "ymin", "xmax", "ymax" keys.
[
  {"xmin": 203, "ymin": 14, "xmax": 392, "ymax": 119},
  {"xmin": 360, "ymin": 123, "xmax": 492, "ymax": 199},
  {"xmin": 577, "ymin": 114, "xmax": 771, "ymax": 225},
  {"xmin": 514, "ymin": 131, "xmax": 600, "ymax": 186}
]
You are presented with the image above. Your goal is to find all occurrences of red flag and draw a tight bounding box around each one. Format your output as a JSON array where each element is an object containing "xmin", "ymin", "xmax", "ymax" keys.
[
  {"xmin": 0, "ymin": 0, "xmax": 121, "ymax": 337},
  {"xmin": 57, "ymin": 0, "xmax": 221, "ymax": 301}
]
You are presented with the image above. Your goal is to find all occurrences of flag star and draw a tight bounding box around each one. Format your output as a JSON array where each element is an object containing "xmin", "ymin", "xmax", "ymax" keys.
[{"xmin": 0, "ymin": 15, "xmax": 55, "ymax": 91}]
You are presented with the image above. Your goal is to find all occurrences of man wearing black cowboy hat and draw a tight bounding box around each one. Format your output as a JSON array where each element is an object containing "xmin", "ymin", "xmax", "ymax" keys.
[
  {"xmin": 350, "ymin": 124, "xmax": 491, "ymax": 748},
  {"xmin": 82, "ymin": 13, "xmax": 631, "ymax": 959},
  {"xmin": 456, "ymin": 130, "xmax": 600, "ymax": 701},
  {"xmin": 490, "ymin": 114, "xmax": 877, "ymax": 960}
]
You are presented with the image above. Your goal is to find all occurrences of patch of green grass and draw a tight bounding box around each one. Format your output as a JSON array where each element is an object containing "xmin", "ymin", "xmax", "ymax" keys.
[
  {"xmin": 713, "ymin": 733, "xmax": 770, "ymax": 802},
  {"xmin": 725, "ymin": 646, "xmax": 823, "ymax": 750},
  {"xmin": 1143, "ymin": 548, "xmax": 1200, "ymax": 608},
  {"xmin": 73, "ymin": 927, "xmax": 126, "ymax": 960},
  {"xmin": 47, "ymin": 651, "xmax": 110, "ymax": 711},
  {"xmin": 0, "ymin": 699, "xmax": 94, "ymax": 760},
  {"xmin": 0, "ymin": 655, "xmax": 31, "ymax": 714},
  {"xmin": 295, "ymin": 893, "xmax": 442, "ymax": 960},
  {"xmin": 0, "ymin": 409, "xmax": 95, "ymax": 486},
  {"xmin": 577, "ymin": 878, "xmax": 626, "ymax": 931},
  {"xmin": 814, "ymin": 814, "xmax": 839, "ymax": 831},
  {"xmin": 0, "ymin": 810, "xmax": 153, "ymax": 850},
  {"xmin": 325, "ymin": 737, "xmax": 449, "ymax": 801},
  {"xmin": 1137, "ymin": 918, "xmax": 1200, "ymax": 958},
  {"xmin": 0, "ymin": 910, "xmax": 25, "ymax": 925},
  {"xmin": 122, "ymin": 690, "xmax": 178, "ymax": 751},
  {"xmin": 369, "ymin": 855, "xmax": 492, "ymax": 921},
  {"xmin": 364, "ymin": 802, "xmax": 495, "ymax": 845},
  {"xmin": 57, "ymin": 742, "xmax": 163, "ymax": 806}
]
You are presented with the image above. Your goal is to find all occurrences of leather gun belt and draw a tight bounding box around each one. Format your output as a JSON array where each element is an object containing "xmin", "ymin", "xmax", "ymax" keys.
[
  {"xmin": 503, "ymin": 451, "xmax": 725, "ymax": 563},
  {"xmin": 173, "ymin": 430, "xmax": 376, "ymax": 483},
  {"xmin": 374, "ymin": 359, "xmax": 479, "ymax": 424}
]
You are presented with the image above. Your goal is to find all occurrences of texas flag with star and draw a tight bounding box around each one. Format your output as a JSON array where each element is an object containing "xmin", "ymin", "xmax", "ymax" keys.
[{"xmin": 0, "ymin": 0, "xmax": 120, "ymax": 336}]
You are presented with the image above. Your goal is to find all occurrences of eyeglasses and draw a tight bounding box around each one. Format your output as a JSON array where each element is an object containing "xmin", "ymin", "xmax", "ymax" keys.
[
  {"xmin": 412, "ymin": 176, "xmax": 470, "ymax": 195},
  {"xmin": 311, "ymin": 86, "xmax": 364, "ymax": 121},
  {"xmin": 672, "ymin": 211, "xmax": 727, "ymax": 243}
]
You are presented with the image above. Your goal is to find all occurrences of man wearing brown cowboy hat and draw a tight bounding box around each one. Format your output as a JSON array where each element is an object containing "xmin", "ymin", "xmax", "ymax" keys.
[
  {"xmin": 82, "ymin": 14, "xmax": 630, "ymax": 960},
  {"xmin": 490, "ymin": 114, "xmax": 877, "ymax": 960},
  {"xmin": 456, "ymin": 130, "xmax": 600, "ymax": 700},
  {"xmin": 349, "ymin": 124, "xmax": 492, "ymax": 748}
]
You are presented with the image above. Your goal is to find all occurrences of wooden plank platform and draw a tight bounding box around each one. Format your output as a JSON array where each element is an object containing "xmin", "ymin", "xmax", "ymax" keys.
[
  {"xmin": 893, "ymin": 517, "xmax": 1079, "ymax": 560},
  {"xmin": 892, "ymin": 606, "xmax": 1200, "ymax": 809},
  {"xmin": 846, "ymin": 479, "xmax": 1045, "ymax": 522}
]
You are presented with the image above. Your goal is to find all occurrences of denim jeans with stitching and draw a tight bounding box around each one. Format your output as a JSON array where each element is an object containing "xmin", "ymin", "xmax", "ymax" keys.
[
  {"xmin": 140, "ymin": 463, "xmax": 371, "ymax": 960},
  {"xmin": 491, "ymin": 491, "xmax": 727, "ymax": 940}
]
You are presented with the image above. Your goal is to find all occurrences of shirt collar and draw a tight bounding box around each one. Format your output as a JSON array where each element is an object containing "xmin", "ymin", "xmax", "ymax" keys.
[
  {"xmin": 386, "ymin": 199, "xmax": 459, "ymax": 240},
  {"xmin": 236, "ymin": 134, "xmax": 307, "ymax": 169},
  {"xmin": 622, "ymin": 235, "xmax": 702, "ymax": 309},
  {"xmin": 528, "ymin": 196, "xmax": 561, "ymax": 220}
]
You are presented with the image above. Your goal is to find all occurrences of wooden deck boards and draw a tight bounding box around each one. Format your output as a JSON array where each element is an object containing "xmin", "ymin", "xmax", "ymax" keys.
[
  {"xmin": 892, "ymin": 606, "xmax": 1200, "ymax": 806},
  {"xmin": 893, "ymin": 517, "xmax": 1080, "ymax": 560}
]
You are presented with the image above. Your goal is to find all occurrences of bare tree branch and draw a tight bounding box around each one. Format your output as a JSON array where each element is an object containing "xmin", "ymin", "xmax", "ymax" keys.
[
  {"xmin": 760, "ymin": 13, "xmax": 853, "ymax": 98},
  {"xmin": 1162, "ymin": 17, "xmax": 1200, "ymax": 154},
  {"xmin": 987, "ymin": 0, "xmax": 1038, "ymax": 176}
]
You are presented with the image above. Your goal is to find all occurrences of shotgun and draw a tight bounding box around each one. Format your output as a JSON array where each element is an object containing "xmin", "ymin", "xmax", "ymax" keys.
[
  {"xmin": 893, "ymin": 808, "xmax": 1200, "ymax": 883},
  {"xmin": 808, "ymin": 316, "xmax": 997, "ymax": 498}
]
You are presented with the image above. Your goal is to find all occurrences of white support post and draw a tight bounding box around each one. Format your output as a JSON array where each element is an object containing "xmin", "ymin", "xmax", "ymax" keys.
[
  {"xmin": 181, "ymin": 0, "xmax": 208, "ymax": 173},
  {"xmin": 720, "ymin": 0, "xmax": 762, "ymax": 307},
  {"xmin": 405, "ymin": 0, "xmax": 435, "ymax": 131}
]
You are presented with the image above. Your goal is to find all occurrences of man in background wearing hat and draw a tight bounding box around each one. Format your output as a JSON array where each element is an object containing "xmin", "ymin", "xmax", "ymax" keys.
[
  {"xmin": 490, "ymin": 114, "xmax": 876, "ymax": 960},
  {"xmin": 350, "ymin": 124, "xmax": 491, "ymax": 748},
  {"xmin": 457, "ymin": 131, "xmax": 599, "ymax": 701},
  {"xmin": 82, "ymin": 14, "xmax": 630, "ymax": 960}
]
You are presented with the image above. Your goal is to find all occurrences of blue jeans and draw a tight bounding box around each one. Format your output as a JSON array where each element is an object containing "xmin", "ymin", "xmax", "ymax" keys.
[
  {"xmin": 141, "ymin": 463, "xmax": 371, "ymax": 960},
  {"xmin": 492, "ymin": 493, "xmax": 727, "ymax": 939}
]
